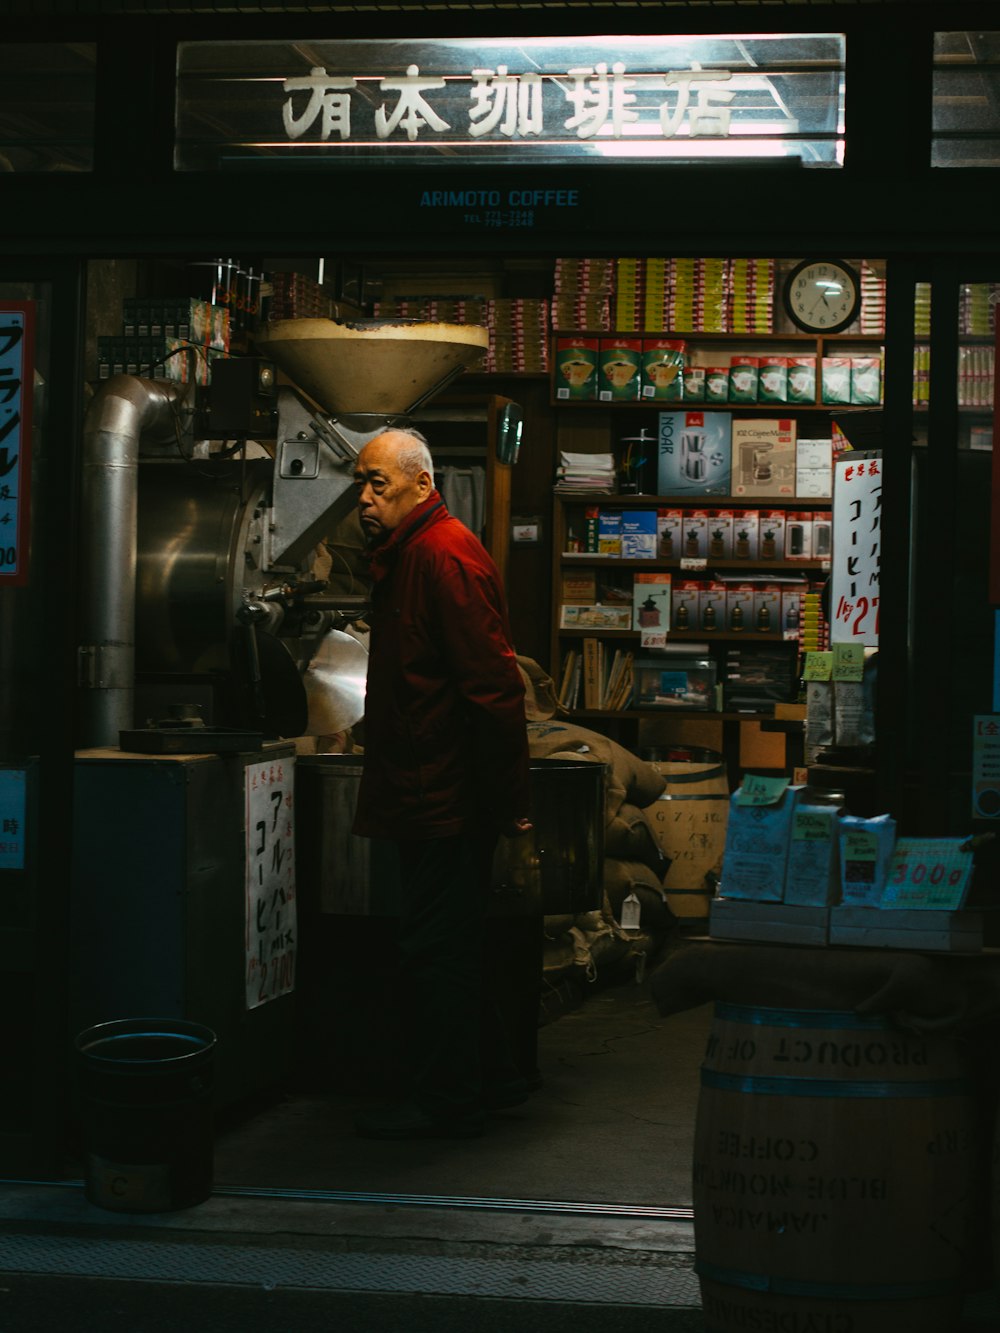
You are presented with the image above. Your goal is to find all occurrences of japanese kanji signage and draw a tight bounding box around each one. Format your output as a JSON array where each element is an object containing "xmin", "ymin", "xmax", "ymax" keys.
[
  {"xmin": 0, "ymin": 767, "xmax": 27, "ymax": 871},
  {"xmin": 245, "ymin": 755, "xmax": 296, "ymax": 1009},
  {"xmin": 972, "ymin": 714, "xmax": 1000, "ymax": 820},
  {"xmin": 176, "ymin": 35, "xmax": 845, "ymax": 173},
  {"xmin": 830, "ymin": 453, "xmax": 881, "ymax": 646},
  {"xmin": 0, "ymin": 302, "xmax": 34, "ymax": 587}
]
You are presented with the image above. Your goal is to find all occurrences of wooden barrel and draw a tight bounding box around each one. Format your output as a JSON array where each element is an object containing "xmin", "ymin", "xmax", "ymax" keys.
[
  {"xmin": 640, "ymin": 746, "xmax": 729, "ymax": 922},
  {"xmin": 694, "ymin": 1003, "xmax": 980, "ymax": 1333}
]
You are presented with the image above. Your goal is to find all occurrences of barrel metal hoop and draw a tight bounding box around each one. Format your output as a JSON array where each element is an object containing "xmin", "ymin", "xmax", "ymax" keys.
[
  {"xmin": 696, "ymin": 1260, "xmax": 958, "ymax": 1302},
  {"xmin": 714, "ymin": 1003, "xmax": 892, "ymax": 1030},
  {"xmin": 700, "ymin": 1069, "xmax": 974, "ymax": 1098}
]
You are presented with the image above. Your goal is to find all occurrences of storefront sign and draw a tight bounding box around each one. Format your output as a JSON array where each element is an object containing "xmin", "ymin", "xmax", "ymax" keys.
[
  {"xmin": 0, "ymin": 302, "xmax": 35, "ymax": 587},
  {"xmin": 830, "ymin": 454, "xmax": 881, "ymax": 646},
  {"xmin": 176, "ymin": 35, "xmax": 845, "ymax": 170},
  {"xmin": 0, "ymin": 767, "xmax": 26, "ymax": 871},
  {"xmin": 972, "ymin": 713, "xmax": 1000, "ymax": 820},
  {"xmin": 245, "ymin": 756, "xmax": 296, "ymax": 1009}
]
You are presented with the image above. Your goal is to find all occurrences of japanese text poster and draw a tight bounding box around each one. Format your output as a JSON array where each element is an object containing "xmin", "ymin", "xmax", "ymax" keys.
[
  {"xmin": 831, "ymin": 454, "xmax": 881, "ymax": 646},
  {"xmin": 245, "ymin": 756, "xmax": 296, "ymax": 1009},
  {"xmin": 0, "ymin": 302, "xmax": 35, "ymax": 586}
]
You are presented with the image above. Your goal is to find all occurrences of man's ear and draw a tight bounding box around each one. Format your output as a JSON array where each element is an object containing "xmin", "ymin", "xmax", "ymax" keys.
[{"xmin": 417, "ymin": 469, "xmax": 434, "ymax": 496}]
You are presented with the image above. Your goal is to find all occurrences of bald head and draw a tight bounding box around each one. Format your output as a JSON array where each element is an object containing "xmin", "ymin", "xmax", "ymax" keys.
[{"xmin": 354, "ymin": 429, "xmax": 435, "ymax": 546}]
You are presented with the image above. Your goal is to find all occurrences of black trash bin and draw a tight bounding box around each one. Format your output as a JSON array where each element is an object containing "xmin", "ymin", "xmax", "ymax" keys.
[{"xmin": 75, "ymin": 1017, "xmax": 216, "ymax": 1213}]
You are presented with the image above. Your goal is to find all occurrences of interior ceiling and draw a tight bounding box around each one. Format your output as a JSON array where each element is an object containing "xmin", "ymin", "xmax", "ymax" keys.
[{"xmin": 4, "ymin": 0, "xmax": 953, "ymax": 11}]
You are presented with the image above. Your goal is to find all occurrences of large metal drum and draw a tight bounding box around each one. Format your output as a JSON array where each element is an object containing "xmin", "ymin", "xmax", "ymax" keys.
[{"xmin": 491, "ymin": 758, "xmax": 606, "ymax": 916}]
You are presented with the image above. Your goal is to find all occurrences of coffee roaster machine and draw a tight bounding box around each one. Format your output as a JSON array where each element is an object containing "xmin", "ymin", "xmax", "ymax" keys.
[{"xmin": 70, "ymin": 318, "xmax": 497, "ymax": 1108}]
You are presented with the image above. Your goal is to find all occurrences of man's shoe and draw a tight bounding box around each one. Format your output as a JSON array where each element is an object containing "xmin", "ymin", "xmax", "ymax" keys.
[{"xmin": 355, "ymin": 1101, "xmax": 485, "ymax": 1140}]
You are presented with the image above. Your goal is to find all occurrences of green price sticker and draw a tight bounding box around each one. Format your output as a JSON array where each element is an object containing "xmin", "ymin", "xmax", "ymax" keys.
[
  {"xmin": 737, "ymin": 773, "xmax": 790, "ymax": 807},
  {"xmin": 832, "ymin": 643, "xmax": 865, "ymax": 682},
  {"xmin": 803, "ymin": 651, "xmax": 833, "ymax": 681}
]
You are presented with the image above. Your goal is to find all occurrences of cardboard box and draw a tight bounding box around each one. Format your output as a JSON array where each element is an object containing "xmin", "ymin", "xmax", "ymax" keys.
[
  {"xmin": 699, "ymin": 580, "xmax": 728, "ymax": 633},
  {"xmin": 757, "ymin": 510, "xmax": 787, "ymax": 560},
  {"xmin": 726, "ymin": 583, "xmax": 757, "ymax": 633},
  {"xmin": 752, "ymin": 583, "xmax": 783, "ymax": 634},
  {"xmin": 634, "ymin": 656, "xmax": 717, "ymax": 711},
  {"xmin": 839, "ymin": 814, "xmax": 897, "ymax": 906},
  {"xmin": 719, "ymin": 783, "xmax": 803, "ymax": 900},
  {"xmin": 812, "ymin": 514, "xmax": 832, "ymax": 559},
  {"xmin": 620, "ymin": 510, "xmax": 658, "ymax": 558},
  {"xmin": 731, "ymin": 510, "xmax": 759, "ymax": 560},
  {"xmin": 641, "ymin": 339, "xmax": 686, "ymax": 402},
  {"xmin": 728, "ymin": 356, "xmax": 759, "ymax": 403},
  {"xmin": 555, "ymin": 337, "xmax": 599, "ymax": 400},
  {"xmin": 633, "ymin": 571, "xmax": 672, "ymax": 646},
  {"xmin": 707, "ymin": 510, "xmax": 735, "ymax": 559},
  {"xmin": 705, "ymin": 366, "xmax": 731, "ymax": 403},
  {"xmin": 781, "ymin": 585, "xmax": 804, "ymax": 635},
  {"xmin": 731, "ymin": 419, "xmax": 797, "ymax": 497},
  {"xmin": 598, "ymin": 337, "xmax": 643, "ymax": 402},
  {"xmin": 787, "ymin": 356, "xmax": 817, "ymax": 404},
  {"xmin": 784, "ymin": 515, "xmax": 812, "ymax": 560},
  {"xmin": 671, "ymin": 579, "xmax": 704, "ymax": 632},
  {"xmin": 828, "ymin": 906, "xmax": 983, "ymax": 953},
  {"xmin": 821, "ymin": 357, "xmax": 853, "ymax": 405},
  {"xmin": 681, "ymin": 509, "xmax": 710, "ymax": 558},
  {"xmin": 796, "ymin": 439, "xmax": 833, "ymax": 498},
  {"xmin": 758, "ymin": 356, "xmax": 788, "ymax": 403},
  {"xmin": 657, "ymin": 410, "xmax": 732, "ymax": 496},
  {"xmin": 710, "ymin": 897, "xmax": 830, "ymax": 945},
  {"xmin": 784, "ymin": 804, "xmax": 841, "ymax": 906},
  {"xmin": 656, "ymin": 508, "xmax": 684, "ymax": 560},
  {"xmin": 597, "ymin": 510, "xmax": 622, "ymax": 556},
  {"xmin": 851, "ymin": 356, "xmax": 882, "ymax": 405}
]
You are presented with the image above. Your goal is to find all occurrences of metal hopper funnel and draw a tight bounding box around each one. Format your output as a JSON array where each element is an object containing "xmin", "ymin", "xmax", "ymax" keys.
[{"xmin": 255, "ymin": 316, "xmax": 489, "ymax": 417}]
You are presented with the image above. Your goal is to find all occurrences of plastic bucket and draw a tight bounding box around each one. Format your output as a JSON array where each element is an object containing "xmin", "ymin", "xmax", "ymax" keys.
[
  {"xmin": 75, "ymin": 1018, "xmax": 216, "ymax": 1213},
  {"xmin": 640, "ymin": 746, "xmax": 729, "ymax": 921},
  {"xmin": 694, "ymin": 1003, "xmax": 980, "ymax": 1332}
]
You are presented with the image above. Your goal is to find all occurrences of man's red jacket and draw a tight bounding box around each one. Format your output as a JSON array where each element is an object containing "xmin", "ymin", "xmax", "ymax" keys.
[{"xmin": 353, "ymin": 491, "xmax": 531, "ymax": 840}]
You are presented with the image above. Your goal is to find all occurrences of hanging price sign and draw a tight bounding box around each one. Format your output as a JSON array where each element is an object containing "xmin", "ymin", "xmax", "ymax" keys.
[{"xmin": 880, "ymin": 837, "xmax": 974, "ymax": 910}]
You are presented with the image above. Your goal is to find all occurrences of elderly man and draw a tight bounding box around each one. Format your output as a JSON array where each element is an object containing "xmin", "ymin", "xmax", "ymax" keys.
[{"xmin": 352, "ymin": 426, "xmax": 532, "ymax": 1140}]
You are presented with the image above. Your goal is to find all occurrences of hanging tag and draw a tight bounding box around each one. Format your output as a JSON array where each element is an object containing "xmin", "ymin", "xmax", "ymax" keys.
[{"xmin": 620, "ymin": 891, "xmax": 642, "ymax": 931}]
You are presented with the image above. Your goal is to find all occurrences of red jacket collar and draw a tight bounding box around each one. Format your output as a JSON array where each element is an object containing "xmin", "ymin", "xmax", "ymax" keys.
[{"xmin": 368, "ymin": 490, "xmax": 447, "ymax": 580}]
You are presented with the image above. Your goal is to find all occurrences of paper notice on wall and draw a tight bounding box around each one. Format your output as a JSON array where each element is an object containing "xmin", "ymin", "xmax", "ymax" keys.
[
  {"xmin": 0, "ymin": 767, "xmax": 26, "ymax": 870},
  {"xmin": 245, "ymin": 756, "xmax": 297, "ymax": 1009}
]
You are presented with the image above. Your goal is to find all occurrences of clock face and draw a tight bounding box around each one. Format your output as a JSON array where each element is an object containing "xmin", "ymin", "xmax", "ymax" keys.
[{"xmin": 783, "ymin": 260, "xmax": 861, "ymax": 334}]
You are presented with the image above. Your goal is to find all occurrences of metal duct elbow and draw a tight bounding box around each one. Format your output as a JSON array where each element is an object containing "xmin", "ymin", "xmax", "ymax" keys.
[{"xmin": 78, "ymin": 374, "xmax": 186, "ymax": 748}]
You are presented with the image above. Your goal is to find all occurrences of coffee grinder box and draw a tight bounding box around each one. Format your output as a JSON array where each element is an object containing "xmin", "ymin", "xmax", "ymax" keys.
[
  {"xmin": 787, "ymin": 356, "xmax": 817, "ymax": 404},
  {"xmin": 784, "ymin": 804, "xmax": 841, "ymax": 906},
  {"xmin": 555, "ymin": 336, "xmax": 599, "ymax": 400},
  {"xmin": 728, "ymin": 356, "xmax": 760, "ymax": 403},
  {"xmin": 752, "ymin": 583, "xmax": 783, "ymax": 634},
  {"xmin": 707, "ymin": 509, "xmax": 735, "ymax": 559},
  {"xmin": 641, "ymin": 339, "xmax": 686, "ymax": 402},
  {"xmin": 731, "ymin": 418, "xmax": 797, "ymax": 497},
  {"xmin": 731, "ymin": 509, "xmax": 760, "ymax": 559},
  {"xmin": 757, "ymin": 510, "xmax": 787, "ymax": 560},
  {"xmin": 720, "ymin": 782, "xmax": 804, "ymax": 900},
  {"xmin": 598, "ymin": 336, "xmax": 643, "ymax": 402},
  {"xmin": 657, "ymin": 410, "xmax": 732, "ymax": 496},
  {"xmin": 681, "ymin": 509, "xmax": 710, "ymax": 558},
  {"xmin": 699, "ymin": 579, "xmax": 728, "ymax": 633},
  {"xmin": 727, "ymin": 582, "xmax": 757, "ymax": 632},
  {"xmin": 671, "ymin": 579, "xmax": 704, "ymax": 632},
  {"xmin": 656, "ymin": 508, "xmax": 684, "ymax": 559},
  {"xmin": 781, "ymin": 585, "xmax": 804, "ymax": 635}
]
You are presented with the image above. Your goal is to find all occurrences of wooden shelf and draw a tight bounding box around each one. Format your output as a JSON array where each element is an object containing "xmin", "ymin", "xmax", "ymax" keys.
[
  {"xmin": 558, "ymin": 628, "xmax": 802, "ymax": 643},
  {"xmin": 560, "ymin": 556, "xmax": 829, "ymax": 572},
  {"xmin": 555, "ymin": 493, "xmax": 831, "ymax": 509},
  {"xmin": 551, "ymin": 398, "xmax": 878, "ymax": 412}
]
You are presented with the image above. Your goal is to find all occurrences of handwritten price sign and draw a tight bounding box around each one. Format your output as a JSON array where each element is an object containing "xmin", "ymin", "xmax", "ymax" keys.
[
  {"xmin": 245, "ymin": 757, "xmax": 297, "ymax": 1009},
  {"xmin": 880, "ymin": 837, "xmax": 974, "ymax": 911}
]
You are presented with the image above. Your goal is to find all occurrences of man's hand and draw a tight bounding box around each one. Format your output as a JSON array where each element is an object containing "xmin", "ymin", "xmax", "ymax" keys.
[{"xmin": 503, "ymin": 817, "xmax": 533, "ymax": 837}]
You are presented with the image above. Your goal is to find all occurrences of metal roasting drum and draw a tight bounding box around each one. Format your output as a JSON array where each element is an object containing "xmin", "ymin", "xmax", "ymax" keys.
[{"xmin": 255, "ymin": 317, "xmax": 490, "ymax": 416}]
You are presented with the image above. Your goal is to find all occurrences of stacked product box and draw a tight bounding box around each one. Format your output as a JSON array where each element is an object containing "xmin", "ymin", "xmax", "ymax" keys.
[
  {"xmin": 271, "ymin": 269, "xmax": 336, "ymax": 319},
  {"xmin": 487, "ymin": 298, "xmax": 549, "ymax": 373},
  {"xmin": 552, "ymin": 256, "xmax": 614, "ymax": 331},
  {"xmin": 613, "ymin": 257, "xmax": 644, "ymax": 332},
  {"xmin": 860, "ymin": 261, "xmax": 886, "ymax": 335},
  {"xmin": 727, "ymin": 258, "xmax": 775, "ymax": 333},
  {"xmin": 730, "ymin": 420, "xmax": 797, "ymax": 498},
  {"xmin": 641, "ymin": 339, "xmax": 686, "ymax": 402},
  {"xmin": 643, "ymin": 257, "xmax": 671, "ymax": 332},
  {"xmin": 554, "ymin": 335, "xmax": 600, "ymax": 400},
  {"xmin": 598, "ymin": 336, "xmax": 643, "ymax": 401},
  {"xmin": 670, "ymin": 257, "xmax": 728, "ymax": 332}
]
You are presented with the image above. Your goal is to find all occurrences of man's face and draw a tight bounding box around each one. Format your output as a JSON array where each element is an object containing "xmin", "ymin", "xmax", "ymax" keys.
[{"xmin": 354, "ymin": 434, "xmax": 431, "ymax": 546}]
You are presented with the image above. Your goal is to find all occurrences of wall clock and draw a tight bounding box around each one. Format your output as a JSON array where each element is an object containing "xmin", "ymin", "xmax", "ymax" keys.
[{"xmin": 782, "ymin": 259, "xmax": 861, "ymax": 334}]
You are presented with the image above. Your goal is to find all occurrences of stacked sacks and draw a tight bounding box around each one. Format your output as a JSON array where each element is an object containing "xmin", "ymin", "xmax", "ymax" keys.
[{"xmin": 527, "ymin": 718, "xmax": 677, "ymax": 989}]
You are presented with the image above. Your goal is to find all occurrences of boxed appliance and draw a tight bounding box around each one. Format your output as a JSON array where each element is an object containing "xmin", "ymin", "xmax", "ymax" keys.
[
  {"xmin": 671, "ymin": 579, "xmax": 704, "ymax": 631},
  {"xmin": 752, "ymin": 583, "xmax": 784, "ymax": 634},
  {"xmin": 681, "ymin": 509, "xmax": 710, "ymax": 558},
  {"xmin": 657, "ymin": 410, "xmax": 732, "ymax": 496},
  {"xmin": 796, "ymin": 438, "xmax": 834, "ymax": 498},
  {"xmin": 757, "ymin": 510, "xmax": 787, "ymax": 559},
  {"xmin": 707, "ymin": 509, "xmax": 735, "ymax": 559},
  {"xmin": 699, "ymin": 580, "xmax": 728, "ymax": 633},
  {"xmin": 731, "ymin": 419, "xmax": 797, "ymax": 497},
  {"xmin": 731, "ymin": 510, "xmax": 760, "ymax": 559},
  {"xmin": 784, "ymin": 516, "xmax": 813, "ymax": 561},
  {"xmin": 726, "ymin": 582, "xmax": 757, "ymax": 633},
  {"xmin": 656, "ymin": 508, "xmax": 684, "ymax": 559}
]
